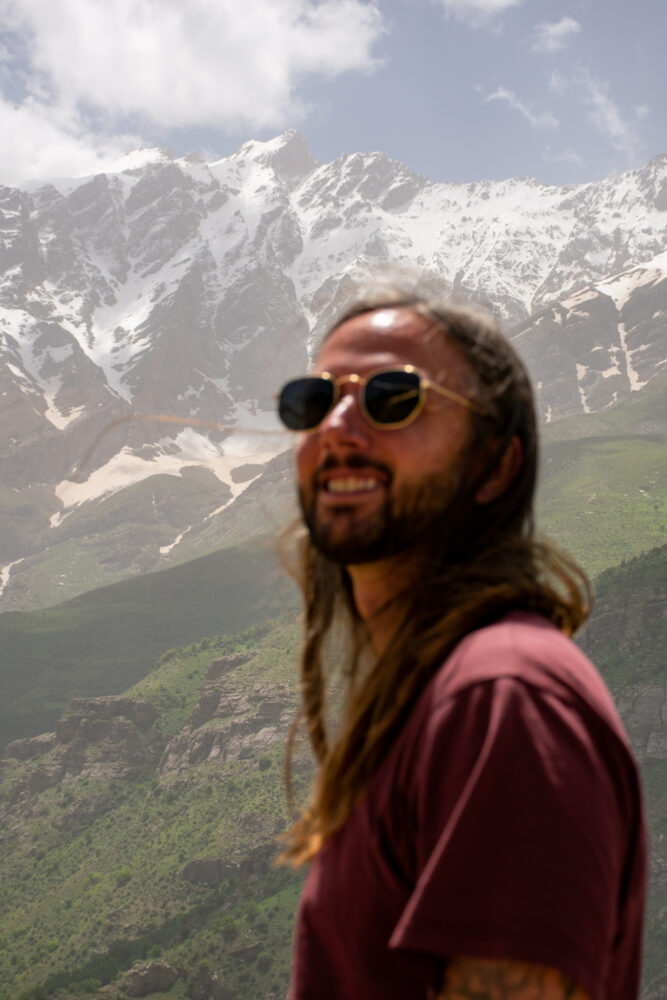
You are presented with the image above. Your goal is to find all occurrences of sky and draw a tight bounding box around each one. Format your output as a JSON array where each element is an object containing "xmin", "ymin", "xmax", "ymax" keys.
[{"xmin": 0, "ymin": 0, "xmax": 665, "ymax": 188}]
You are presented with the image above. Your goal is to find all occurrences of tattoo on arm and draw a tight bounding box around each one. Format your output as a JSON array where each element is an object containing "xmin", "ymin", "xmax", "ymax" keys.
[{"xmin": 441, "ymin": 957, "xmax": 588, "ymax": 1000}]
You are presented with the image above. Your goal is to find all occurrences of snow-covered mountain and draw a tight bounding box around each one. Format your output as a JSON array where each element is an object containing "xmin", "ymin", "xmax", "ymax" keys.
[{"xmin": 1, "ymin": 131, "xmax": 666, "ymax": 606}]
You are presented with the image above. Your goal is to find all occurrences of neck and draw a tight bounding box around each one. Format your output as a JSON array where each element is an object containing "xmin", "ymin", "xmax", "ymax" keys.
[{"xmin": 347, "ymin": 552, "xmax": 420, "ymax": 654}]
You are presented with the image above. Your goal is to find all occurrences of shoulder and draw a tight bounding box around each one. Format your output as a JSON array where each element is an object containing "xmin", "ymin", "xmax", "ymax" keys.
[
  {"xmin": 394, "ymin": 614, "xmax": 643, "ymax": 851},
  {"xmin": 430, "ymin": 611, "xmax": 626, "ymax": 739},
  {"xmin": 390, "ymin": 612, "xmax": 640, "ymax": 805}
]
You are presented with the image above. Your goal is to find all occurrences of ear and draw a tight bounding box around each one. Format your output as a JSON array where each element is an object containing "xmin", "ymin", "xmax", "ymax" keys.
[{"xmin": 475, "ymin": 435, "xmax": 523, "ymax": 505}]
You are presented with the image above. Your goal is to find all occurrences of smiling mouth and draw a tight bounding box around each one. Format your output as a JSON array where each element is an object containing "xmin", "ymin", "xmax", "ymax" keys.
[{"xmin": 325, "ymin": 476, "xmax": 380, "ymax": 495}]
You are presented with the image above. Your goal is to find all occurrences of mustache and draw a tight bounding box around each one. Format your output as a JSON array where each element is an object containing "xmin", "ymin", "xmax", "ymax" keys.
[{"xmin": 315, "ymin": 453, "xmax": 393, "ymax": 479}]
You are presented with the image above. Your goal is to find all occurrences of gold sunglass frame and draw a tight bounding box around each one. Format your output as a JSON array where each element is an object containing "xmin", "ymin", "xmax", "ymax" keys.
[{"xmin": 279, "ymin": 364, "xmax": 488, "ymax": 432}]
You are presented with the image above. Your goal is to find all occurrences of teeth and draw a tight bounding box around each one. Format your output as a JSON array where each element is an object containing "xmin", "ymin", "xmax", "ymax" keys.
[{"xmin": 326, "ymin": 477, "xmax": 379, "ymax": 494}]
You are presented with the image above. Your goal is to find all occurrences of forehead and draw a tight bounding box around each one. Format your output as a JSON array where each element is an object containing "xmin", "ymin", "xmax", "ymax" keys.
[{"xmin": 315, "ymin": 308, "xmax": 471, "ymax": 384}]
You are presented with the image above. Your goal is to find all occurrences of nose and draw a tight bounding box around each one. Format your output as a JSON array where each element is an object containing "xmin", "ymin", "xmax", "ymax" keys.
[{"xmin": 318, "ymin": 387, "xmax": 370, "ymax": 444}]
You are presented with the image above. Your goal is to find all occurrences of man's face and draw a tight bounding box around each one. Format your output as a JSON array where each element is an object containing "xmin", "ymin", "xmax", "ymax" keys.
[{"xmin": 295, "ymin": 308, "xmax": 479, "ymax": 565}]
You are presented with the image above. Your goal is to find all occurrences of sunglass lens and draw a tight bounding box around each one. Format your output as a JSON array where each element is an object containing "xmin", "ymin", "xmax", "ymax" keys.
[
  {"xmin": 364, "ymin": 371, "xmax": 422, "ymax": 425},
  {"xmin": 278, "ymin": 377, "xmax": 335, "ymax": 430}
]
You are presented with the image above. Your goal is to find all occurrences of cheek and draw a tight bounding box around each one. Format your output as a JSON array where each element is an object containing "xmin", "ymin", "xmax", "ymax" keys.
[
  {"xmin": 393, "ymin": 423, "xmax": 472, "ymax": 483},
  {"xmin": 295, "ymin": 436, "xmax": 317, "ymax": 489}
]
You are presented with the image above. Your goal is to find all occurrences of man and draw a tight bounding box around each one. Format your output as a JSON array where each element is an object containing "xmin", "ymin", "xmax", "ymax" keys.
[{"xmin": 275, "ymin": 291, "xmax": 646, "ymax": 1000}]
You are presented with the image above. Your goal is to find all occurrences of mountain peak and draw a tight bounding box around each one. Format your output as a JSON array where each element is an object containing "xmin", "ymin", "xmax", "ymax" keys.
[
  {"xmin": 233, "ymin": 131, "xmax": 318, "ymax": 182},
  {"xmin": 109, "ymin": 147, "xmax": 174, "ymax": 174}
]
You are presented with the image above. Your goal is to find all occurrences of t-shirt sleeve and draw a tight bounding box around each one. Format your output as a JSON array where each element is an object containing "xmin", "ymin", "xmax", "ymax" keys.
[{"xmin": 388, "ymin": 676, "xmax": 636, "ymax": 1000}]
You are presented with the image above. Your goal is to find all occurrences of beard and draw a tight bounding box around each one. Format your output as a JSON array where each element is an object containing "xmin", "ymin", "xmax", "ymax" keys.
[{"xmin": 299, "ymin": 451, "xmax": 472, "ymax": 565}]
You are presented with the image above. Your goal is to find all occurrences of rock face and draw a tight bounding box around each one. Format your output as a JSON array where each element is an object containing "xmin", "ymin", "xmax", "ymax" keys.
[
  {"xmin": 188, "ymin": 973, "xmax": 228, "ymax": 1000},
  {"xmin": 4, "ymin": 732, "xmax": 56, "ymax": 761},
  {"xmin": 4, "ymin": 695, "xmax": 163, "ymax": 799},
  {"xmin": 617, "ymin": 684, "xmax": 667, "ymax": 763},
  {"xmin": 1, "ymin": 135, "xmax": 666, "ymax": 607},
  {"xmin": 121, "ymin": 961, "xmax": 179, "ymax": 997},
  {"xmin": 1, "ymin": 654, "xmax": 294, "ymax": 812},
  {"xmin": 158, "ymin": 653, "xmax": 292, "ymax": 780},
  {"xmin": 63, "ymin": 696, "xmax": 159, "ymax": 733},
  {"xmin": 579, "ymin": 585, "xmax": 667, "ymax": 764},
  {"xmin": 513, "ymin": 259, "xmax": 667, "ymax": 422}
]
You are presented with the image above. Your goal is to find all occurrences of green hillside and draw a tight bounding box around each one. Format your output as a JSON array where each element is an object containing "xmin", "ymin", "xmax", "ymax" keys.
[
  {"xmin": 5, "ymin": 373, "xmax": 664, "ymax": 615},
  {"xmin": 0, "ymin": 547, "xmax": 664, "ymax": 1000},
  {"xmin": 1, "ymin": 469, "xmax": 234, "ymax": 612},
  {"xmin": 2, "ymin": 376, "xmax": 665, "ymax": 752},
  {"xmin": 536, "ymin": 372, "xmax": 667, "ymax": 577},
  {"xmin": 0, "ymin": 617, "xmax": 307, "ymax": 1000},
  {"xmin": 577, "ymin": 545, "xmax": 667, "ymax": 994},
  {"xmin": 0, "ymin": 538, "xmax": 298, "ymax": 749}
]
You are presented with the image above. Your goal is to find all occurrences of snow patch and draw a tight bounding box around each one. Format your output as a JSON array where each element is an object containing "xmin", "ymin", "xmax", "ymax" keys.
[
  {"xmin": 159, "ymin": 526, "xmax": 192, "ymax": 556},
  {"xmin": 6, "ymin": 361, "xmax": 29, "ymax": 381},
  {"xmin": 617, "ymin": 322, "xmax": 648, "ymax": 391},
  {"xmin": 5, "ymin": 318, "xmax": 88, "ymax": 423},
  {"xmin": 575, "ymin": 363, "xmax": 592, "ymax": 413},
  {"xmin": 563, "ymin": 289, "xmax": 598, "ymax": 311},
  {"xmin": 44, "ymin": 403, "xmax": 85, "ymax": 430},
  {"xmin": 0, "ymin": 557, "xmax": 24, "ymax": 598},
  {"xmin": 56, "ymin": 420, "xmax": 290, "ymax": 509},
  {"xmin": 598, "ymin": 248, "xmax": 667, "ymax": 311},
  {"xmin": 49, "ymin": 508, "xmax": 69, "ymax": 528}
]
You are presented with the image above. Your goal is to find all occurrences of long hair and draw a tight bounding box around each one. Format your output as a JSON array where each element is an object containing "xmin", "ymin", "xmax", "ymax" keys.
[{"xmin": 279, "ymin": 291, "xmax": 591, "ymax": 866}]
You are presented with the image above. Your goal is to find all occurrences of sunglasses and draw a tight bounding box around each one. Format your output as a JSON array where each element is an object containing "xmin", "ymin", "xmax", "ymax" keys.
[{"xmin": 277, "ymin": 365, "xmax": 487, "ymax": 432}]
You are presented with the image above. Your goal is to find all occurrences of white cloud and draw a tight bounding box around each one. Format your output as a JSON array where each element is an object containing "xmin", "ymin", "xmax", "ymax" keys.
[
  {"xmin": 486, "ymin": 87, "xmax": 559, "ymax": 130},
  {"xmin": 541, "ymin": 145, "xmax": 584, "ymax": 168},
  {"xmin": 586, "ymin": 84, "xmax": 635, "ymax": 155},
  {"xmin": 531, "ymin": 17, "xmax": 581, "ymax": 53},
  {"xmin": 0, "ymin": 0, "xmax": 384, "ymax": 182},
  {"xmin": 550, "ymin": 68, "xmax": 640, "ymax": 158},
  {"xmin": 548, "ymin": 70, "xmax": 567, "ymax": 97},
  {"xmin": 437, "ymin": 0, "xmax": 522, "ymax": 25},
  {"xmin": 0, "ymin": 97, "xmax": 142, "ymax": 186}
]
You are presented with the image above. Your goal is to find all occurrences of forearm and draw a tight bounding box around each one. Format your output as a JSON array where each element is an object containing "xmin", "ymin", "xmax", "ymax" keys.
[{"xmin": 438, "ymin": 957, "xmax": 592, "ymax": 1000}]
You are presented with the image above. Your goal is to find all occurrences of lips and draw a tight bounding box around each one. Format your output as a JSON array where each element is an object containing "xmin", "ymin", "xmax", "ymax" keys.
[
  {"xmin": 325, "ymin": 476, "xmax": 380, "ymax": 494},
  {"xmin": 317, "ymin": 463, "xmax": 389, "ymax": 500}
]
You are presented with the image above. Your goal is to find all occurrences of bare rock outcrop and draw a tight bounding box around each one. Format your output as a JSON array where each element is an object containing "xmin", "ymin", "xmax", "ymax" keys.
[
  {"xmin": 6, "ymin": 696, "xmax": 164, "ymax": 803},
  {"xmin": 159, "ymin": 667, "xmax": 293, "ymax": 780},
  {"xmin": 615, "ymin": 684, "xmax": 667, "ymax": 763},
  {"xmin": 63, "ymin": 695, "xmax": 159, "ymax": 732},
  {"xmin": 180, "ymin": 857, "xmax": 235, "ymax": 885},
  {"xmin": 188, "ymin": 972, "xmax": 229, "ymax": 1000},
  {"xmin": 4, "ymin": 732, "xmax": 56, "ymax": 761},
  {"xmin": 121, "ymin": 960, "xmax": 179, "ymax": 996},
  {"xmin": 180, "ymin": 842, "xmax": 280, "ymax": 886}
]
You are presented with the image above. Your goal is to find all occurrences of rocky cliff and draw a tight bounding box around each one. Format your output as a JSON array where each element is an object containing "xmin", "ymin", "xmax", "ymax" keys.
[{"xmin": 1, "ymin": 135, "xmax": 666, "ymax": 607}]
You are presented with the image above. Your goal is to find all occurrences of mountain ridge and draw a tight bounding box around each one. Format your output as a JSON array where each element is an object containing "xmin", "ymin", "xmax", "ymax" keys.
[{"xmin": 1, "ymin": 132, "xmax": 665, "ymax": 606}]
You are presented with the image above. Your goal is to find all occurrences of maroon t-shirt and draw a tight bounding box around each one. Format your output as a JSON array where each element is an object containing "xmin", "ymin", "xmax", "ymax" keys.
[{"xmin": 289, "ymin": 613, "xmax": 646, "ymax": 1000}]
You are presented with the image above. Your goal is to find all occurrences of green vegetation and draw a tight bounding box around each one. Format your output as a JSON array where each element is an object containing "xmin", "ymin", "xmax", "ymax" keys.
[
  {"xmin": 2, "ymin": 469, "xmax": 235, "ymax": 612},
  {"xmin": 0, "ymin": 547, "xmax": 665, "ymax": 999},
  {"xmin": 537, "ymin": 374, "xmax": 667, "ymax": 577},
  {"xmin": 576, "ymin": 545, "xmax": 667, "ymax": 995},
  {"xmin": 0, "ymin": 539, "xmax": 298, "ymax": 748},
  {"xmin": 537, "ymin": 435, "xmax": 665, "ymax": 576},
  {"xmin": 0, "ymin": 377, "xmax": 665, "ymax": 998},
  {"xmin": 595, "ymin": 543, "xmax": 667, "ymax": 596},
  {"xmin": 0, "ymin": 618, "xmax": 307, "ymax": 1000},
  {"xmin": 578, "ymin": 545, "xmax": 666, "ymax": 689},
  {"xmin": 640, "ymin": 758, "xmax": 667, "ymax": 992},
  {"xmin": 3, "ymin": 378, "xmax": 665, "ymax": 751}
]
